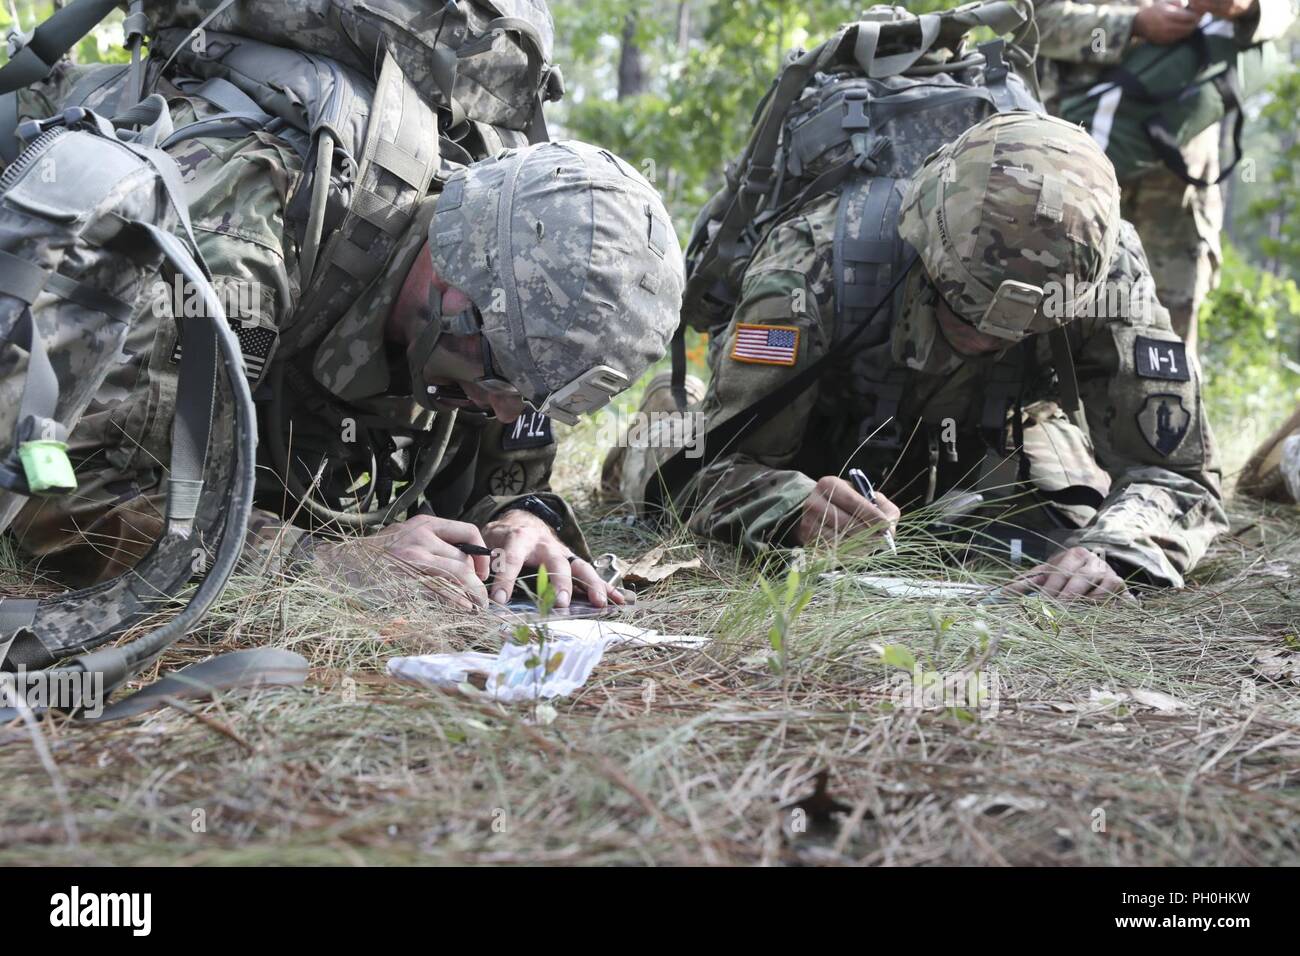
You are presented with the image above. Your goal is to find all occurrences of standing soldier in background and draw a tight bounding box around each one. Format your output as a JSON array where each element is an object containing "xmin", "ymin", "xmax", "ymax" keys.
[{"xmin": 1036, "ymin": 0, "xmax": 1297, "ymax": 354}]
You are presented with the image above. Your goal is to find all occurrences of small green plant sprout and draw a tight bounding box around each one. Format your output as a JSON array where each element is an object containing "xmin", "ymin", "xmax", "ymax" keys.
[
  {"xmin": 502, "ymin": 565, "xmax": 565, "ymax": 718},
  {"xmin": 757, "ymin": 567, "xmax": 816, "ymax": 675}
]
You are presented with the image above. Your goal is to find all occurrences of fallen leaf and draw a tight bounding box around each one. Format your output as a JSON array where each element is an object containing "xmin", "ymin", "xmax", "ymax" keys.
[
  {"xmin": 622, "ymin": 545, "xmax": 702, "ymax": 589},
  {"xmin": 1125, "ymin": 688, "xmax": 1189, "ymax": 713},
  {"xmin": 1253, "ymin": 648, "xmax": 1300, "ymax": 684},
  {"xmin": 955, "ymin": 793, "xmax": 1047, "ymax": 815}
]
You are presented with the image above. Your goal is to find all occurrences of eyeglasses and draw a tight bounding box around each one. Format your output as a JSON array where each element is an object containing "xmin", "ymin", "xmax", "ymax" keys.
[{"xmin": 412, "ymin": 305, "xmax": 629, "ymax": 425}]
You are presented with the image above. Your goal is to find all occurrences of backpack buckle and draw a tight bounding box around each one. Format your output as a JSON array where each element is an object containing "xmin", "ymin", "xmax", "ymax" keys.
[
  {"xmin": 16, "ymin": 107, "xmax": 91, "ymax": 145},
  {"xmin": 841, "ymin": 90, "xmax": 870, "ymax": 131}
]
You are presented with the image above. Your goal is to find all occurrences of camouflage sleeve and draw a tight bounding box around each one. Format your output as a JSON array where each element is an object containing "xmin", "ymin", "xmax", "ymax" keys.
[
  {"xmin": 1035, "ymin": 0, "xmax": 1140, "ymax": 66},
  {"xmin": 1066, "ymin": 222, "xmax": 1229, "ymax": 587},
  {"xmin": 12, "ymin": 61, "xmax": 83, "ymax": 123},
  {"xmin": 675, "ymin": 197, "xmax": 838, "ymax": 553},
  {"xmin": 459, "ymin": 417, "xmax": 591, "ymax": 558}
]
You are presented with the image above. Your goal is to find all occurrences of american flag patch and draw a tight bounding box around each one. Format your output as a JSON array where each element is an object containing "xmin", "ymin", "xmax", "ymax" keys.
[
  {"xmin": 173, "ymin": 323, "xmax": 278, "ymax": 385},
  {"xmin": 731, "ymin": 324, "xmax": 800, "ymax": 366}
]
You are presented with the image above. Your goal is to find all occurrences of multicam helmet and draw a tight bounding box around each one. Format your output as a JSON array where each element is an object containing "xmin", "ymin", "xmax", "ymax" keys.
[
  {"xmin": 423, "ymin": 140, "xmax": 685, "ymax": 424},
  {"xmin": 898, "ymin": 111, "xmax": 1122, "ymax": 343}
]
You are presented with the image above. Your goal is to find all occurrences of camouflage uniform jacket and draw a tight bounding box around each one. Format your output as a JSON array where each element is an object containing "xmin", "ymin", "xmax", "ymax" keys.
[
  {"xmin": 678, "ymin": 190, "xmax": 1229, "ymax": 588},
  {"xmin": 6, "ymin": 67, "xmax": 582, "ymax": 586},
  {"xmin": 1035, "ymin": 0, "xmax": 1296, "ymax": 110}
]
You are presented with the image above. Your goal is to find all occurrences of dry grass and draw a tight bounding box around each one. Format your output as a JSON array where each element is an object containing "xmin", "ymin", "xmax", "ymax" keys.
[{"xmin": 2, "ymin": 404, "xmax": 1299, "ymax": 866}]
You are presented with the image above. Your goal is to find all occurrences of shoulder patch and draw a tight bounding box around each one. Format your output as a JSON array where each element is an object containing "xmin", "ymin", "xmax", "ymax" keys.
[
  {"xmin": 731, "ymin": 324, "xmax": 800, "ymax": 366},
  {"xmin": 1136, "ymin": 393, "xmax": 1192, "ymax": 457},
  {"xmin": 502, "ymin": 411, "xmax": 554, "ymax": 451},
  {"xmin": 1134, "ymin": 336, "xmax": 1190, "ymax": 382},
  {"xmin": 486, "ymin": 462, "xmax": 527, "ymax": 496}
]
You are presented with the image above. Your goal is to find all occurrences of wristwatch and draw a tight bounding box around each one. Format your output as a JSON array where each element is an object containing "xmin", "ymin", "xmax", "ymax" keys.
[{"xmin": 500, "ymin": 494, "xmax": 564, "ymax": 534}]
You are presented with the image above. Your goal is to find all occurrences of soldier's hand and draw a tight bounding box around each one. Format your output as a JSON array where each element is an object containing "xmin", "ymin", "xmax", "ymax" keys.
[
  {"xmin": 481, "ymin": 509, "xmax": 626, "ymax": 610},
  {"xmin": 1003, "ymin": 546, "xmax": 1131, "ymax": 602},
  {"xmin": 796, "ymin": 475, "xmax": 900, "ymax": 548},
  {"xmin": 316, "ymin": 515, "xmax": 491, "ymax": 610},
  {"xmin": 1187, "ymin": 0, "xmax": 1256, "ymax": 20},
  {"xmin": 1134, "ymin": 2, "xmax": 1201, "ymax": 44}
]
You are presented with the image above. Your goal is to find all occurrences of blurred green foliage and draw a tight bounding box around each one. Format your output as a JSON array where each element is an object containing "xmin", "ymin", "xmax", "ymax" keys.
[
  {"xmin": 552, "ymin": 0, "xmax": 952, "ymax": 226},
  {"xmin": 0, "ymin": 1, "xmax": 129, "ymax": 64},
  {"xmin": 1201, "ymin": 245, "xmax": 1300, "ymax": 456}
]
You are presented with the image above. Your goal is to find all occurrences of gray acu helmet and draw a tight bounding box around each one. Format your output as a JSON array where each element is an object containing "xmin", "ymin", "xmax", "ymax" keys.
[{"xmin": 428, "ymin": 141, "xmax": 685, "ymax": 423}]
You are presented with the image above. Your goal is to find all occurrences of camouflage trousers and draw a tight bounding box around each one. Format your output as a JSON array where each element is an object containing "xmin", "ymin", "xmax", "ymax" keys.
[{"xmin": 1120, "ymin": 125, "xmax": 1224, "ymax": 357}]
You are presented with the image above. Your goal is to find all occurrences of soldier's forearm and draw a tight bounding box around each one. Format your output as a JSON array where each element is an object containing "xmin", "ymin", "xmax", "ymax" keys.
[
  {"xmin": 679, "ymin": 456, "xmax": 816, "ymax": 554},
  {"xmin": 1036, "ymin": 1, "xmax": 1141, "ymax": 65},
  {"xmin": 1066, "ymin": 470, "xmax": 1229, "ymax": 587}
]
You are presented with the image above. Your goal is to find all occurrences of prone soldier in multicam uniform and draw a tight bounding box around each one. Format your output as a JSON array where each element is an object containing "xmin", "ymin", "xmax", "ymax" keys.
[
  {"xmin": 618, "ymin": 112, "xmax": 1228, "ymax": 600},
  {"xmin": 1035, "ymin": 0, "xmax": 1297, "ymax": 354}
]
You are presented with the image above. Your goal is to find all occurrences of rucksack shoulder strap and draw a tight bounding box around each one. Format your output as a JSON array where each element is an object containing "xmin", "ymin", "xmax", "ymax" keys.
[{"xmin": 280, "ymin": 53, "xmax": 441, "ymax": 354}]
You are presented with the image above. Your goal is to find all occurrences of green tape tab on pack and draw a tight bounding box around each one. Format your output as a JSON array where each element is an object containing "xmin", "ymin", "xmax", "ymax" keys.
[{"xmin": 18, "ymin": 440, "xmax": 77, "ymax": 494}]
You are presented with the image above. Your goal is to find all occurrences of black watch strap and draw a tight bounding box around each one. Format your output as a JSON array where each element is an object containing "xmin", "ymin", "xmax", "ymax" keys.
[{"xmin": 502, "ymin": 494, "xmax": 564, "ymax": 534}]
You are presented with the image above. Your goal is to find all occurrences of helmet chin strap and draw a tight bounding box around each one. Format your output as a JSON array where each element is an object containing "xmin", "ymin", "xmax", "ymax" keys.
[{"xmin": 406, "ymin": 285, "xmax": 490, "ymax": 413}]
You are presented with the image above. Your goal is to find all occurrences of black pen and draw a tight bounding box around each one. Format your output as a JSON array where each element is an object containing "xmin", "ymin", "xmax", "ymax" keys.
[{"xmin": 848, "ymin": 468, "xmax": 897, "ymax": 553}]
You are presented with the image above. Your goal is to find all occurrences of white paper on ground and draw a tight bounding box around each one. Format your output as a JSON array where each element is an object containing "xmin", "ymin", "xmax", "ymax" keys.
[
  {"xmin": 820, "ymin": 573, "xmax": 993, "ymax": 600},
  {"xmin": 388, "ymin": 619, "xmax": 709, "ymax": 703}
]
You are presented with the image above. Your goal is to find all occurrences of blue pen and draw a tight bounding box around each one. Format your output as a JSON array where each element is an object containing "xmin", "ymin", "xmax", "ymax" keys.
[{"xmin": 848, "ymin": 468, "xmax": 897, "ymax": 553}]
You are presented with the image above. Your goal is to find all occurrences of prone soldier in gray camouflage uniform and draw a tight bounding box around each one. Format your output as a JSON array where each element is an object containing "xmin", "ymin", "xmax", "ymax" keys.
[{"xmin": 3, "ymin": 48, "xmax": 685, "ymax": 613}]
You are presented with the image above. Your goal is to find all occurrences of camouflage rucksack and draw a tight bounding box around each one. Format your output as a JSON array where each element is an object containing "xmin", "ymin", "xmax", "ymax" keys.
[
  {"xmin": 0, "ymin": 0, "xmax": 560, "ymax": 141},
  {"xmin": 0, "ymin": 99, "xmax": 280, "ymax": 711},
  {"xmin": 681, "ymin": 1, "xmax": 1042, "ymax": 343},
  {"xmin": 649, "ymin": 0, "xmax": 1045, "ymax": 506},
  {"xmin": 0, "ymin": 0, "xmax": 564, "ymax": 358}
]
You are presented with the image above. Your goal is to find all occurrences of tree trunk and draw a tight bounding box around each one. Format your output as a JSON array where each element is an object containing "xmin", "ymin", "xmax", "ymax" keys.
[
  {"xmin": 676, "ymin": 1, "xmax": 691, "ymax": 50},
  {"xmin": 1220, "ymin": 117, "xmax": 1238, "ymax": 248},
  {"xmin": 617, "ymin": 13, "xmax": 645, "ymax": 100}
]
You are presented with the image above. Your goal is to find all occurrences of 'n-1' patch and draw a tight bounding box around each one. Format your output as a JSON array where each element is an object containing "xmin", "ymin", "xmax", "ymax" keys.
[
  {"xmin": 1137, "ymin": 393, "xmax": 1192, "ymax": 457},
  {"xmin": 1135, "ymin": 336, "xmax": 1190, "ymax": 382},
  {"xmin": 731, "ymin": 324, "xmax": 799, "ymax": 366}
]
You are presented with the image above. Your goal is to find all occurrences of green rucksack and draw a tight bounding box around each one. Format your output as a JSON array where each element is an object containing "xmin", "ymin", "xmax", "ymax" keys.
[{"xmin": 1057, "ymin": 16, "xmax": 1288, "ymax": 186}]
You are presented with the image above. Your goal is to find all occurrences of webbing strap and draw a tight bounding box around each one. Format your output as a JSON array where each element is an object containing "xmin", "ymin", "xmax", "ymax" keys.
[
  {"xmin": 0, "ymin": 598, "xmax": 38, "ymax": 669},
  {"xmin": 646, "ymin": 251, "xmax": 919, "ymax": 513},
  {"xmin": 835, "ymin": 176, "xmax": 908, "ymax": 451},
  {"xmin": 0, "ymin": 248, "xmax": 50, "ymax": 303},
  {"xmin": 978, "ymin": 40, "xmax": 1018, "ymax": 112},
  {"xmin": 1049, "ymin": 325, "xmax": 1090, "ymax": 436},
  {"xmin": 154, "ymin": 0, "xmax": 241, "ymax": 88},
  {"xmin": 1143, "ymin": 70, "xmax": 1245, "ymax": 188},
  {"xmin": 853, "ymin": 14, "xmax": 942, "ymax": 78},
  {"xmin": 189, "ymin": 76, "xmax": 269, "ymax": 119},
  {"xmin": 372, "ymin": 139, "xmax": 431, "ymax": 189},
  {"xmin": 45, "ymin": 272, "xmax": 134, "ymax": 323},
  {"xmin": 0, "ymin": 91, "xmax": 20, "ymax": 164},
  {"xmin": 284, "ymin": 52, "xmax": 440, "ymax": 352},
  {"xmin": 9, "ymin": 308, "xmax": 61, "ymax": 445},
  {"xmin": 122, "ymin": 1, "xmax": 148, "ymax": 113},
  {"xmin": 0, "ymin": 0, "xmax": 120, "ymax": 96}
]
